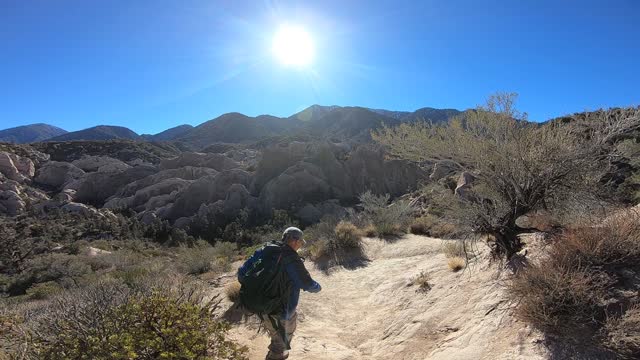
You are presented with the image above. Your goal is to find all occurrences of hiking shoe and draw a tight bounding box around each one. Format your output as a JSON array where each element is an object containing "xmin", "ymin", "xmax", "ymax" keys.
[{"xmin": 265, "ymin": 350, "xmax": 289, "ymax": 360}]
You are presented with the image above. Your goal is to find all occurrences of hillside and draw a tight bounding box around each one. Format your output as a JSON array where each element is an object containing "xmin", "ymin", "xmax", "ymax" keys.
[
  {"xmin": 48, "ymin": 125, "xmax": 139, "ymax": 141},
  {"xmin": 219, "ymin": 235, "xmax": 548, "ymax": 360},
  {"xmin": 176, "ymin": 113, "xmax": 297, "ymax": 149},
  {"xmin": 140, "ymin": 124, "xmax": 194, "ymax": 141},
  {"xmin": 0, "ymin": 123, "xmax": 67, "ymax": 143}
]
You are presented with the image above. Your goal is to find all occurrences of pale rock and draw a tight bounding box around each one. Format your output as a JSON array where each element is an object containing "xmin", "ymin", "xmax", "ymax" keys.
[{"xmin": 35, "ymin": 161, "xmax": 85, "ymax": 190}]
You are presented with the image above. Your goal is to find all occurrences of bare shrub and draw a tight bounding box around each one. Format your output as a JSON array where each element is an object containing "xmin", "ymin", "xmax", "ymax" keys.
[
  {"xmin": 334, "ymin": 221, "xmax": 363, "ymax": 249},
  {"xmin": 225, "ymin": 281, "xmax": 242, "ymax": 303},
  {"xmin": 359, "ymin": 191, "xmax": 416, "ymax": 236},
  {"xmin": 441, "ymin": 240, "xmax": 467, "ymax": 258},
  {"xmin": 410, "ymin": 271, "xmax": 431, "ymax": 293},
  {"xmin": 361, "ymin": 224, "xmax": 378, "ymax": 237},
  {"xmin": 447, "ymin": 257, "xmax": 466, "ymax": 272},
  {"xmin": 302, "ymin": 218, "xmax": 368, "ymax": 270},
  {"xmin": 510, "ymin": 263, "xmax": 610, "ymax": 338},
  {"xmin": 604, "ymin": 304, "xmax": 640, "ymax": 359},
  {"xmin": 410, "ymin": 215, "xmax": 458, "ymax": 238}
]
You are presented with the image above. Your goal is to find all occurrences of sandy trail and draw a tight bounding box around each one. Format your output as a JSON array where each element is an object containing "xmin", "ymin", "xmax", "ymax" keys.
[{"xmin": 216, "ymin": 235, "xmax": 548, "ymax": 360}]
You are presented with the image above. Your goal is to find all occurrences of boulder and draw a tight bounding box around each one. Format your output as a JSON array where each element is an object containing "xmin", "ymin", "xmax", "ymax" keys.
[
  {"xmin": 160, "ymin": 152, "xmax": 239, "ymax": 172},
  {"xmin": 0, "ymin": 152, "xmax": 28, "ymax": 182},
  {"xmin": 103, "ymin": 196, "xmax": 134, "ymax": 210},
  {"xmin": 85, "ymin": 246, "xmax": 112, "ymax": 257},
  {"xmin": 74, "ymin": 165, "xmax": 156, "ymax": 206},
  {"xmin": 454, "ymin": 172, "xmax": 475, "ymax": 199},
  {"xmin": 0, "ymin": 190, "xmax": 25, "ymax": 216},
  {"xmin": 222, "ymin": 184, "xmax": 251, "ymax": 217},
  {"xmin": 61, "ymin": 202, "xmax": 101, "ymax": 216},
  {"xmin": 259, "ymin": 162, "xmax": 333, "ymax": 211},
  {"xmin": 71, "ymin": 156, "xmax": 130, "ymax": 172},
  {"xmin": 117, "ymin": 166, "xmax": 217, "ymax": 197},
  {"xmin": 130, "ymin": 178, "xmax": 191, "ymax": 208},
  {"xmin": 144, "ymin": 191, "xmax": 178, "ymax": 211},
  {"xmin": 34, "ymin": 161, "xmax": 85, "ymax": 190},
  {"xmin": 429, "ymin": 160, "xmax": 458, "ymax": 181},
  {"xmin": 168, "ymin": 169, "xmax": 252, "ymax": 220}
]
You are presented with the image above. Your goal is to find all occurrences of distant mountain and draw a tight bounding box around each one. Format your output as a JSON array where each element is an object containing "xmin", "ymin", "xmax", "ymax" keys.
[
  {"xmin": 290, "ymin": 105, "xmax": 341, "ymax": 122},
  {"xmin": 370, "ymin": 107, "xmax": 461, "ymax": 123},
  {"xmin": 141, "ymin": 125, "xmax": 194, "ymax": 142},
  {"xmin": 176, "ymin": 113, "xmax": 297, "ymax": 149},
  {"xmin": 48, "ymin": 125, "xmax": 139, "ymax": 141},
  {"xmin": 0, "ymin": 123, "xmax": 67, "ymax": 143},
  {"xmin": 298, "ymin": 106, "xmax": 400, "ymax": 142}
]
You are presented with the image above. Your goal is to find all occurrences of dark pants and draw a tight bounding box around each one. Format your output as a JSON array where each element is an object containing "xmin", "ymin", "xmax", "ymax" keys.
[{"xmin": 263, "ymin": 312, "xmax": 297, "ymax": 355}]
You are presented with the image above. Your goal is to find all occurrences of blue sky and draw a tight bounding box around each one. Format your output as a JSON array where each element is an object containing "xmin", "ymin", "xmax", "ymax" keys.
[{"xmin": 1, "ymin": 0, "xmax": 638, "ymax": 133}]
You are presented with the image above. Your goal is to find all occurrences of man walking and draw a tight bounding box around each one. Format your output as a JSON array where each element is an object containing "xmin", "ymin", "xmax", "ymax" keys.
[{"xmin": 238, "ymin": 227, "xmax": 321, "ymax": 360}]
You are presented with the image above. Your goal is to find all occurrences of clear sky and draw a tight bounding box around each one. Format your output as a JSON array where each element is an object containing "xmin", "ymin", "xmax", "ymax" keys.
[{"xmin": 1, "ymin": 0, "xmax": 638, "ymax": 133}]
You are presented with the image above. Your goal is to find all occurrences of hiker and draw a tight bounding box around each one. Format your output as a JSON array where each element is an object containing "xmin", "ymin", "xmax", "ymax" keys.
[{"xmin": 237, "ymin": 227, "xmax": 321, "ymax": 360}]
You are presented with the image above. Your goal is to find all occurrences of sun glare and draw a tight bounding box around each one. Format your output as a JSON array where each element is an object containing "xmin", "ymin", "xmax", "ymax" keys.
[{"xmin": 272, "ymin": 25, "xmax": 314, "ymax": 67}]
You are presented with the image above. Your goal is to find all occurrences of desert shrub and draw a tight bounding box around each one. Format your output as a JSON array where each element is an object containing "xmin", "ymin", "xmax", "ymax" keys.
[
  {"xmin": 604, "ymin": 304, "xmax": 640, "ymax": 359},
  {"xmin": 333, "ymin": 221, "xmax": 363, "ymax": 250},
  {"xmin": 25, "ymin": 281, "xmax": 64, "ymax": 300},
  {"xmin": 441, "ymin": 240, "xmax": 467, "ymax": 258},
  {"xmin": 374, "ymin": 94, "xmax": 640, "ymax": 260},
  {"xmin": 6, "ymin": 253, "xmax": 93, "ymax": 296},
  {"xmin": 359, "ymin": 191, "xmax": 416, "ymax": 236},
  {"xmin": 302, "ymin": 218, "xmax": 367, "ymax": 269},
  {"xmin": 510, "ymin": 263, "xmax": 610, "ymax": 338},
  {"xmin": 16, "ymin": 280, "xmax": 247, "ymax": 359},
  {"xmin": 410, "ymin": 215, "xmax": 458, "ymax": 238},
  {"xmin": 510, "ymin": 211, "xmax": 640, "ymax": 354},
  {"xmin": 225, "ymin": 281, "xmax": 242, "ymax": 303},
  {"xmin": 360, "ymin": 224, "xmax": 377, "ymax": 237},
  {"xmin": 447, "ymin": 257, "xmax": 466, "ymax": 272},
  {"xmin": 177, "ymin": 240, "xmax": 236, "ymax": 275},
  {"xmin": 410, "ymin": 271, "xmax": 431, "ymax": 293}
]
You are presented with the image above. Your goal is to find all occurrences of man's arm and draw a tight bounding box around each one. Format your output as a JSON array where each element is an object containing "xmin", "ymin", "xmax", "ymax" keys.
[{"xmin": 284, "ymin": 258, "xmax": 321, "ymax": 293}]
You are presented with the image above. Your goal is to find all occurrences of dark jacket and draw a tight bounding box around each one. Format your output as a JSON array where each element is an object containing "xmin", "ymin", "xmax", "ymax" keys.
[{"xmin": 238, "ymin": 242, "xmax": 321, "ymax": 320}]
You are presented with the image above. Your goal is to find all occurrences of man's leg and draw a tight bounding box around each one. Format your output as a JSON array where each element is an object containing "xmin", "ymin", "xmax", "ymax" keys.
[{"xmin": 263, "ymin": 312, "xmax": 297, "ymax": 359}]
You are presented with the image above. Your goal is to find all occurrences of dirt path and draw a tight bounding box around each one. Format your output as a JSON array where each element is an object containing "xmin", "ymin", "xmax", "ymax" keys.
[{"xmin": 216, "ymin": 235, "xmax": 548, "ymax": 360}]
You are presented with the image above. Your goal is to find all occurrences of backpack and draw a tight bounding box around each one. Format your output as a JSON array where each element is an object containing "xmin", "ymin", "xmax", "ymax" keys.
[
  {"xmin": 238, "ymin": 242, "xmax": 292, "ymax": 316},
  {"xmin": 238, "ymin": 242, "xmax": 294, "ymax": 349}
]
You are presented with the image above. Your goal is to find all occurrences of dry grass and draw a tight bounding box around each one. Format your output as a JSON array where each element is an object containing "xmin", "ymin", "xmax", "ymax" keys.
[
  {"xmin": 361, "ymin": 224, "xmax": 377, "ymax": 237},
  {"xmin": 224, "ymin": 281, "xmax": 242, "ymax": 304},
  {"xmin": 447, "ymin": 257, "xmax": 465, "ymax": 272},
  {"xmin": 509, "ymin": 210, "xmax": 640, "ymax": 353},
  {"xmin": 604, "ymin": 304, "xmax": 640, "ymax": 358},
  {"xmin": 410, "ymin": 271, "xmax": 431, "ymax": 293},
  {"xmin": 334, "ymin": 221, "xmax": 363, "ymax": 249},
  {"xmin": 409, "ymin": 215, "xmax": 457, "ymax": 238},
  {"xmin": 441, "ymin": 240, "xmax": 466, "ymax": 258}
]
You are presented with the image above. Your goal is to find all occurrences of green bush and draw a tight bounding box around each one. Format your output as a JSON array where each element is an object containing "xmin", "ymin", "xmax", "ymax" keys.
[
  {"xmin": 15, "ymin": 281, "xmax": 247, "ymax": 359},
  {"xmin": 177, "ymin": 240, "xmax": 236, "ymax": 275}
]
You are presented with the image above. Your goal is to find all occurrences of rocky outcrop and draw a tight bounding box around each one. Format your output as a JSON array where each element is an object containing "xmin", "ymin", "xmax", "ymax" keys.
[
  {"xmin": 74, "ymin": 166, "xmax": 156, "ymax": 206},
  {"xmin": 160, "ymin": 152, "xmax": 239, "ymax": 172},
  {"xmin": 296, "ymin": 199, "xmax": 348, "ymax": 225},
  {"xmin": 71, "ymin": 155, "xmax": 130, "ymax": 172},
  {"xmin": 0, "ymin": 152, "xmax": 35, "ymax": 183},
  {"xmin": 130, "ymin": 178, "xmax": 191, "ymax": 209},
  {"xmin": 167, "ymin": 169, "xmax": 251, "ymax": 220},
  {"xmin": 34, "ymin": 161, "xmax": 85, "ymax": 190},
  {"xmin": 0, "ymin": 190, "xmax": 25, "ymax": 215},
  {"xmin": 259, "ymin": 162, "xmax": 333, "ymax": 211},
  {"xmin": 454, "ymin": 172, "xmax": 475, "ymax": 199},
  {"xmin": 117, "ymin": 166, "xmax": 216, "ymax": 197}
]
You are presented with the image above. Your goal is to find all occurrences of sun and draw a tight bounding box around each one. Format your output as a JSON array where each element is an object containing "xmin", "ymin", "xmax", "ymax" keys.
[{"xmin": 271, "ymin": 25, "xmax": 314, "ymax": 67}]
